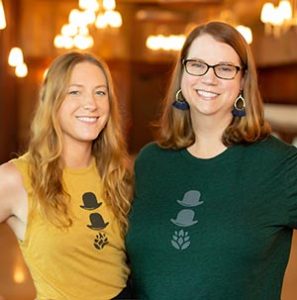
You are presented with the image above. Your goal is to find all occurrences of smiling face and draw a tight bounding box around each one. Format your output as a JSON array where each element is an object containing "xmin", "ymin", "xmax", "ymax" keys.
[
  {"xmin": 58, "ymin": 61, "xmax": 110, "ymax": 149},
  {"xmin": 181, "ymin": 34, "xmax": 244, "ymax": 122}
]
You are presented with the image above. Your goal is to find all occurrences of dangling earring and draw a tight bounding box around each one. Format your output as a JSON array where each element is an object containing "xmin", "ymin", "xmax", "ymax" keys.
[
  {"xmin": 232, "ymin": 92, "xmax": 246, "ymax": 117},
  {"xmin": 172, "ymin": 89, "xmax": 189, "ymax": 110}
]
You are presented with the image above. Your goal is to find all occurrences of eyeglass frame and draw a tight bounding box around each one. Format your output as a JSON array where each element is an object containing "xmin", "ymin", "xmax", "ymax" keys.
[{"xmin": 182, "ymin": 59, "xmax": 243, "ymax": 80}]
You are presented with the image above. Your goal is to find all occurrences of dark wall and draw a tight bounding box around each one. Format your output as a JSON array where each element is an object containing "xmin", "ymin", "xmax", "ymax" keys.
[
  {"xmin": 258, "ymin": 63, "xmax": 297, "ymax": 105},
  {"xmin": 0, "ymin": 0, "xmax": 19, "ymax": 163},
  {"xmin": 129, "ymin": 61, "xmax": 174, "ymax": 153}
]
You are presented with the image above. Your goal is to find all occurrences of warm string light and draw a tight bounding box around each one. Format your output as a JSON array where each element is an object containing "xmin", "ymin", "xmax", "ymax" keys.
[
  {"xmin": 12, "ymin": 253, "xmax": 27, "ymax": 284},
  {"xmin": 145, "ymin": 25, "xmax": 252, "ymax": 52},
  {"xmin": 54, "ymin": 0, "xmax": 122, "ymax": 50},
  {"xmin": 216, "ymin": 9, "xmax": 253, "ymax": 45},
  {"xmin": 261, "ymin": 0, "xmax": 297, "ymax": 37},
  {"xmin": 146, "ymin": 34, "xmax": 186, "ymax": 51},
  {"xmin": 13, "ymin": 266, "xmax": 26, "ymax": 284},
  {"xmin": 236, "ymin": 25, "xmax": 253, "ymax": 44},
  {"xmin": 8, "ymin": 47, "xmax": 28, "ymax": 78},
  {"xmin": 0, "ymin": 0, "xmax": 6, "ymax": 30}
]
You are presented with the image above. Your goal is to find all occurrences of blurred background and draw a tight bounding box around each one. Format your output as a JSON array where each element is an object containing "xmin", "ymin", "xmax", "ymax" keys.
[{"xmin": 0, "ymin": 0, "xmax": 297, "ymax": 299}]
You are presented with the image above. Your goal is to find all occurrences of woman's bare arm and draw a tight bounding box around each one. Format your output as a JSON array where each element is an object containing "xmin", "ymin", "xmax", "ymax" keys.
[{"xmin": 0, "ymin": 162, "xmax": 28, "ymax": 240}]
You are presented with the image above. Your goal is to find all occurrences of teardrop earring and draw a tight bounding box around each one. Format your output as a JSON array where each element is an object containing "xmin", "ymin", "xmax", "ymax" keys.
[
  {"xmin": 232, "ymin": 92, "xmax": 246, "ymax": 117},
  {"xmin": 172, "ymin": 89, "xmax": 189, "ymax": 111}
]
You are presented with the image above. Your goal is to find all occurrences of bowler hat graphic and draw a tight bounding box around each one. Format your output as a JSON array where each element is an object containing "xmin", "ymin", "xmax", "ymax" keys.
[
  {"xmin": 87, "ymin": 213, "xmax": 109, "ymax": 230},
  {"xmin": 80, "ymin": 192, "xmax": 102, "ymax": 210},
  {"xmin": 171, "ymin": 209, "xmax": 198, "ymax": 227},
  {"xmin": 177, "ymin": 190, "xmax": 203, "ymax": 207}
]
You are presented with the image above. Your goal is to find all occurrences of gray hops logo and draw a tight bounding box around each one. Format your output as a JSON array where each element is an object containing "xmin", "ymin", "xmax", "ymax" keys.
[
  {"xmin": 170, "ymin": 190, "xmax": 203, "ymax": 251},
  {"xmin": 171, "ymin": 229, "xmax": 190, "ymax": 250}
]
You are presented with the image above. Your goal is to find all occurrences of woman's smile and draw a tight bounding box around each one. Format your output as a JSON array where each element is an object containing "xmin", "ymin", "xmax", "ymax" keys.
[{"xmin": 196, "ymin": 89, "xmax": 220, "ymax": 99}]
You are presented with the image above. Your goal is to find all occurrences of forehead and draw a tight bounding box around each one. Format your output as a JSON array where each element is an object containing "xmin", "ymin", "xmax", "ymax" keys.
[
  {"xmin": 187, "ymin": 34, "xmax": 241, "ymax": 64},
  {"xmin": 69, "ymin": 61, "xmax": 107, "ymax": 84}
]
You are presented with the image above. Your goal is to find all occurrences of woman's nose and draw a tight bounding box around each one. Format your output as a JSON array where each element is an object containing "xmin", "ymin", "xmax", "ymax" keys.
[
  {"xmin": 82, "ymin": 93, "xmax": 96, "ymax": 110},
  {"xmin": 201, "ymin": 67, "xmax": 218, "ymax": 85}
]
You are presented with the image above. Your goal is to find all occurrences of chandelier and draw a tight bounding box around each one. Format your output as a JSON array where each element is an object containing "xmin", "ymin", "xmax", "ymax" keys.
[
  {"xmin": 54, "ymin": 0, "xmax": 122, "ymax": 50},
  {"xmin": 260, "ymin": 0, "xmax": 297, "ymax": 37}
]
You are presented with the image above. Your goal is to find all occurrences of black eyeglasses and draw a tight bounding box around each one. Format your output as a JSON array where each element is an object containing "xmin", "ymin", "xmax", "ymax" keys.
[{"xmin": 183, "ymin": 59, "xmax": 242, "ymax": 80}]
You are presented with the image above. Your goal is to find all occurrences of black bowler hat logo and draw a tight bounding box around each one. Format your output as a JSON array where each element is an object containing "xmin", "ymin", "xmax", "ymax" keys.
[
  {"xmin": 80, "ymin": 192, "xmax": 102, "ymax": 210},
  {"xmin": 87, "ymin": 213, "xmax": 109, "ymax": 230}
]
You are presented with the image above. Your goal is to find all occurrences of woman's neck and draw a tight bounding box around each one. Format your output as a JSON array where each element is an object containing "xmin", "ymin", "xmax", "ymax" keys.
[
  {"xmin": 189, "ymin": 113, "xmax": 231, "ymax": 159},
  {"xmin": 187, "ymin": 136, "xmax": 227, "ymax": 159},
  {"xmin": 61, "ymin": 140, "xmax": 93, "ymax": 169}
]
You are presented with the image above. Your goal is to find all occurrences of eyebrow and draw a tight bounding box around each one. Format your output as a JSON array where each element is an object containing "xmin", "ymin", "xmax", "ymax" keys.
[
  {"xmin": 68, "ymin": 84, "xmax": 107, "ymax": 89},
  {"xmin": 187, "ymin": 58, "xmax": 239, "ymax": 65}
]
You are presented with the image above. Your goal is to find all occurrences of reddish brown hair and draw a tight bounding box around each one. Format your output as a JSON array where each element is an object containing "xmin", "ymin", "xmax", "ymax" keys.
[{"xmin": 157, "ymin": 21, "xmax": 271, "ymax": 149}]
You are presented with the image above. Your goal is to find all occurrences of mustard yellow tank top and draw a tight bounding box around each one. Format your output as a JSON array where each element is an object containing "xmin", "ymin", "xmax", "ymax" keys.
[{"xmin": 12, "ymin": 154, "xmax": 130, "ymax": 300}]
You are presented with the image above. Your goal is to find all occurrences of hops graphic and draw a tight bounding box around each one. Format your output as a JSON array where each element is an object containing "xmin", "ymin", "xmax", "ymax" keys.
[
  {"xmin": 94, "ymin": 232, "xmax": 108, "ymax": 250},
  {"xmin": 171, "ymin": 229, "xmax": 190, "ymax": 250}
]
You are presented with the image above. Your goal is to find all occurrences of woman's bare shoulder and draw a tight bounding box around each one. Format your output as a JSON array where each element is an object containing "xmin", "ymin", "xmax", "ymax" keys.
[
  {"xmin": 0, "ymin": 160, "xmax": 24, "ymax": 185},
  {"xmin": 0, "ymin": 161, "xmax": 25, "ymax": 222}
]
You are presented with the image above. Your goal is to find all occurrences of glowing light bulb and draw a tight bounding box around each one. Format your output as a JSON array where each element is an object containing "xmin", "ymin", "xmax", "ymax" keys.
[
  {"xmin": 15, "ymin": 62, "xmax": 28, "ymax": 78},
  {"xmin": 0, "ymin": 0, "xmax": 6, "ymax": 30},
  {"xmin": 103, "ymin": 0, "xmax": 116, "ymax": 11},
  {"xmin": 236, "ymin": 25, "xmax": 253, "ymax": 44},
  {"xmin": 8, "ymin": 47, "xmax": 24, "ymax": 67}
]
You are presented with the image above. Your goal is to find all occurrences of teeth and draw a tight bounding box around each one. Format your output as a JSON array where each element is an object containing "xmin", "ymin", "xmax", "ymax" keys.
[
  {"xmin": 197, "ymin": 90, "xmax": 218, "ymax": 98},
  {"xmin": 77, "ymin": 116, "xmax": 98, "ymax": 123}
]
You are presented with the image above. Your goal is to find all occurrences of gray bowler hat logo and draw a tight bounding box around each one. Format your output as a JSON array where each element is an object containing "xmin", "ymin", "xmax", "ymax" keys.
[
  {"xmin": 171, "ymin": 209, "xmax": 198, "ymax": 227},
  {"xmin": 177, "ymin": 190, "xmax": 203, "ymax": 207},
  {"xmin": 80, "ymin": 192, "xmax": 102, "ymax": 210},
  {"xmin": 87, "ymin": 213, "xmax": 109, "ymax": 230}
]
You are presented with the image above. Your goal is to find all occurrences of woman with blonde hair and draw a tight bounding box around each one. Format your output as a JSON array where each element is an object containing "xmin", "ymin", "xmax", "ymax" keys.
[
  {"xmin": 126, "ymin": 21, "xmax": 297, "ymax": 299},
  {"xmin": 0, "ymin": 52, "xmax": 132, "ymax": 299}
]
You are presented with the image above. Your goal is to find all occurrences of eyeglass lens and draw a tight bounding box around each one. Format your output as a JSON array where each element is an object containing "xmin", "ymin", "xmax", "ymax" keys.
[{"xmin": 185, "ymin": 60, "xmax": 239, "ymax": 79}]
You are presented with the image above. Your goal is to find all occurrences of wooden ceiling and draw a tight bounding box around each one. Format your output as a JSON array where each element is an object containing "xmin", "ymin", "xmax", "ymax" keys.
[
  {"xmin": 119, "ymin": 0, "xmax": 223, "ymax": 3},
  {"xmin": 116, "ymin": 0, "xmax": 269, "ymax": 27},
  {"xmin": 44, "ymin": 0, "xmax": 276, "ymax": 27}
]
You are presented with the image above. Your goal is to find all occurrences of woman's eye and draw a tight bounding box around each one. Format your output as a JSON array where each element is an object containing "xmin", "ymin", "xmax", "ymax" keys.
[
  {"xmin": 191, "ymin": 62, "xmax": 205, "ymax": 69},
  {"xmin": 69, "ymin": 90, "xmax": 80, "ymax": 95},
  {"xmin": 192, "ymin": 62, "xmax": 202, "ymax": 67},
  {"xmin": 219, "ymin": 65, "xmax": 234, "ymax": 72},
  {"xmin": 96, "ymin": 90, "xmax": 106, "ymax": 96}
]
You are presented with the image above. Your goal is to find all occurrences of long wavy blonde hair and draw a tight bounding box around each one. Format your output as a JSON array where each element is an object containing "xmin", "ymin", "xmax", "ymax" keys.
[
  {"xmin": 27, "ymin": 52, "xmax": 132, "ymax": 233},
  {"xmin": 157, "ymin": 21, "xmax": 271, "ymax": 149}
]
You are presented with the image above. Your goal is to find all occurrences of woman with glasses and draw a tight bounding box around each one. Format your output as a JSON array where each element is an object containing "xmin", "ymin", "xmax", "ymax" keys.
[
  {"xmin": 126, "ymin": 21, "xmax": 297, "ymax": 299},
  {"xmin": 0, "ymin": 52, "xmax": 132, "ymax": 299}
]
